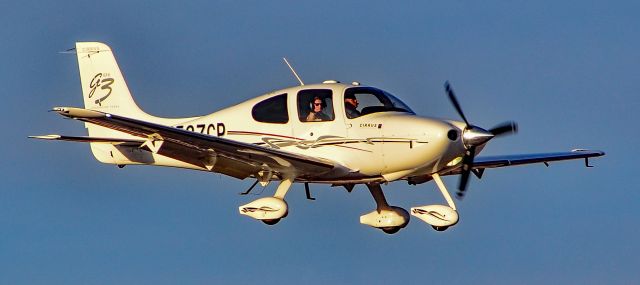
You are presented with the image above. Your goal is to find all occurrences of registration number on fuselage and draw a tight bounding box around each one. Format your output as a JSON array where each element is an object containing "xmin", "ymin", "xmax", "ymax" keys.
[{"xmin": 175, "ymin": 123, "xmax": 226, "ymax": 136}]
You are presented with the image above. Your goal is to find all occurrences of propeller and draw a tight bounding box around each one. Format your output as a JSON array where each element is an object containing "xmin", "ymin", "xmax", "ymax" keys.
[
  {"xmin": 489, "ymin": 121, "xmax": 518, "ymax": 137},
  {"xmin": 444, "ymin": 81, "xmax": 518, "ymax": 199}
]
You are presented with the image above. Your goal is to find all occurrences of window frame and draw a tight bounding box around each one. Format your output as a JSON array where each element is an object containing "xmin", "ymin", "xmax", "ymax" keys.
[
  {"xmin": 296, "ymin": 89, "xmax": 335, "ymax": 123},
  {"xmin": 343, "ymin": 87, "xmax": 415, "ymax": 119},
  {"xmin": 251, "ymin": 93, "xmax": 289, "ymax": 124}
]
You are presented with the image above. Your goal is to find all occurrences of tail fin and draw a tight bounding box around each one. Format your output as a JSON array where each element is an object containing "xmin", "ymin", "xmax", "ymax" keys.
[
  {"xmin": 74, "ymin": 42, "xmax": 198, "ymax": 165},
  {"xmin": 76, "ymin": 42, "xmax": 147, "ymax": 118}
]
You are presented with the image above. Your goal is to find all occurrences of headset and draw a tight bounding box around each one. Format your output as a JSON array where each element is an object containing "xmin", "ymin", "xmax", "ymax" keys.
[{"xmin": 308, "ymin": 96, "xmax": 327, "ymax": 111}]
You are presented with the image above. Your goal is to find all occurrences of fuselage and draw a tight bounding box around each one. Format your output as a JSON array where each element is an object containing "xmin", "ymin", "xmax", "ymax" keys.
[{"xmin": 172, "ymin": 82, "xmax": 469, "ymax": 183}]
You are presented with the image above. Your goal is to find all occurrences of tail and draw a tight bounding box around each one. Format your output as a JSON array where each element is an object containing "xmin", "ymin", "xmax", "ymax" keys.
[
  {"xmin": 76, "ymin": 42, "xmax": 149, "ymax": 118},
  {"xmin": 74, "ymin": 42, "xmax": 197, "ymax": 164}
]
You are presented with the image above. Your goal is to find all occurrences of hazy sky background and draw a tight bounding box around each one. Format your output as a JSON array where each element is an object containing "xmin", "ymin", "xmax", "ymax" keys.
[{"xmin": 1, "ymin": 1, "xmax": 638, "ymax": 284}]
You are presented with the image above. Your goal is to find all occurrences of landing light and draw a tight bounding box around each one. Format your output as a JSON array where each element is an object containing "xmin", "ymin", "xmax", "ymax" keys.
[{"xmin": 447, "ymin": 156, "xmax": 463, "ymax": 167}]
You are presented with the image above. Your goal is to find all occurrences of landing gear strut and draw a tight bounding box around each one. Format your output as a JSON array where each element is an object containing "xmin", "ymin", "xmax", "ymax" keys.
[
  {"xmin": 411, "ymin": 173, "xmax": 459, "ymax": 231},
  {"xmin": 239, "ymin": 176, "xmax": 294, "ymax": 224}
]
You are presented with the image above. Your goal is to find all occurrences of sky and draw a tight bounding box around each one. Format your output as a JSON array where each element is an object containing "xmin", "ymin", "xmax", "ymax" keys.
[{"xmin": 1, "ymin": 1, "xmax": 638, "ymax": 284}]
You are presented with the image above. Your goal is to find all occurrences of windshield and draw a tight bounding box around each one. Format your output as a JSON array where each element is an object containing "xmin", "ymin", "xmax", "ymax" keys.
[{"xmin": 344, "ymin": 87, "xmax": 414, "ymax": 118}]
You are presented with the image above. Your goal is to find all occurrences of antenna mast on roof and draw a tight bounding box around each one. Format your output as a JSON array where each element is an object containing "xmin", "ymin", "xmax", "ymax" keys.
[{"xmin": 283, "ymin": 57, "xmax": 304, "ymax": 86}]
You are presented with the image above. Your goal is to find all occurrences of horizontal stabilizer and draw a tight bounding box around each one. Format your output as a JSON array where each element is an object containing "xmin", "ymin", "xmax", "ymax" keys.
[{"xmin": 28, "ymin": 134, "xmax": 144, "ymax": 146}]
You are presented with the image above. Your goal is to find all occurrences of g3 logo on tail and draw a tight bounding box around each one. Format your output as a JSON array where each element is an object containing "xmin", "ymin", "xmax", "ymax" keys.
[{"xmin": 89, "ymin": 73, "xmax": 114, "ymax": 106}]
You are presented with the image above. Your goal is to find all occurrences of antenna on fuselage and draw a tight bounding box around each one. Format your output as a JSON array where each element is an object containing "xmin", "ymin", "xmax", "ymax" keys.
[{"xmin": 283, "ymin": 57, "xmax": 304, "ymax": 86}]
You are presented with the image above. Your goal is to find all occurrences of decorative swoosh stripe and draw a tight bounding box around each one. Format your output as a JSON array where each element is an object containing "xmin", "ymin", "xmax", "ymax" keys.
[
  {"xmin": 227, "ymin": 131, "xmax": 303, "ymax": 141},
  {"xmin": 228, "ymin": 130, "xmax": 427, "ymax": 153},
  {"xmin": 411, "ymin": 208, "xmax": 451, "ymax": 222},
  {"xmin": 240, "ymin": 206, "xmax": 279, "ymax": 213}
]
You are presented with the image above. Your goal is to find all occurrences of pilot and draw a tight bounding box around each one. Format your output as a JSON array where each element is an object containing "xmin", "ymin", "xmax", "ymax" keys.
[
  {"xmin": 306, "ymin": 96, "xmax": 330, "ymax": 121},
  {"xmin": 344, "ymin": 93, "xmax": 360, "ymax": 119}
]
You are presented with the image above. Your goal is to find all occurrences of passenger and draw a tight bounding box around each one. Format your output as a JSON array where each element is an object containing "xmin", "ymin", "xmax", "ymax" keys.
[
  {"xmin": 306, "ymin": 96, "xmax": 330, "ymax": 121},
  {"xmin": 344, "ymin": 93, "xmax": 361, "ymax": 119}
]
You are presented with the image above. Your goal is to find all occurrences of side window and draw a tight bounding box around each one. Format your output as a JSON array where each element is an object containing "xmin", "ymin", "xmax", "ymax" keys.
[
  {"xmin": 297, "ymin": 89, "xmax": 334, "ymax": 122},
  {"xmin": 252, "ymin": 93, "xmax": 289, "ymax": 123}
]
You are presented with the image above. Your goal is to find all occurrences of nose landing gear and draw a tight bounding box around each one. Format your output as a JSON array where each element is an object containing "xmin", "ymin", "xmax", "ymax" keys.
[{"xmin": 411, "ymin": 173, "xmax": 459, "ymax": 231}]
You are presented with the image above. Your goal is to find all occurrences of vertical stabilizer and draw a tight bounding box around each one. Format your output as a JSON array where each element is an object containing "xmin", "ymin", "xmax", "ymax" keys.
[
  {"xmin": 75, "ymin": 42, "xmax": 146, "ymax": 118},
  {"xmin": 73, "ymin": 42, "xmax": 198, "ymax": 164}
]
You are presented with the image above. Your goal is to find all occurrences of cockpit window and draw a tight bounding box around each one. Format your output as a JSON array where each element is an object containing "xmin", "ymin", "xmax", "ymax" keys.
[
  {"xmin": 344, "ymin": 87, "xmax": 414, "ymax": 119},
  {"xmin": 252, "ymin": 93, "xmax": 289, "ymax": 123},
  {"xmin": 297, "ymin": 89, "xmax": 335, "ymax": 122}
]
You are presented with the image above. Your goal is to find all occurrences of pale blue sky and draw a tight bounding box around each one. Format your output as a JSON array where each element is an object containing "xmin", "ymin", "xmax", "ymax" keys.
[{"xmin": 1, "ymin": 1, "xmax": 638, "ymax": 284}]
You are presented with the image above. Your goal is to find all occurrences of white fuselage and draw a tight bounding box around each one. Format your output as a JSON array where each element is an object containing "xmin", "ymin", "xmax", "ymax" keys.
[{"xmin": 164, "ymin": 82, "xmax": 469, "ymax": 183}]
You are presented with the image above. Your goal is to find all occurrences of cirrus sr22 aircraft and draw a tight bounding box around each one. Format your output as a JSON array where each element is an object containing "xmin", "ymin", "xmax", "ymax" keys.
[{"xmin": 32, "ymin": 42, "xmax": 604, "ymax": 234}]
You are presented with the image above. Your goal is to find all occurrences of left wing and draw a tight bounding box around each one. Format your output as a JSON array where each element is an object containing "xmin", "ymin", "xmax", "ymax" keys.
[
  {"xmin": 37, "ymin": 107, "xmax": 353, "ymax": 180},
  {"xmin": 432, "ymin": 149, "xmax": 604, "ymax": 181},
  {"xmin": 473, "ymin": 150, "xmax": 605, "ymax": 169}
]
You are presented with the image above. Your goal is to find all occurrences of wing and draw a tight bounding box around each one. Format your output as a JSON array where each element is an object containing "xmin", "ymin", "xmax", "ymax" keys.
[
  {"xmin": 473, "ymin": 149, "xmax": 605, "ymax": 169},
  {"xmin": 37, "ymin": 107, "xmax": 352, "ymax": 180},
  {"xmin": 431, "ymin": 150, "xmax": 604, "ymax": 181}
]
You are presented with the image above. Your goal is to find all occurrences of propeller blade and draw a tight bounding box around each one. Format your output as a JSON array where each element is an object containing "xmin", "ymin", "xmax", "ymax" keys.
[
  {"xmin": 444, "ymin": 81, "xmax": 470, "ymax": 126},
  {"xmin": 489, "ymin": 121, "xmax": 518, "ymax": 137},
  {"xmin": 457, "ymin": 147, "xmax": 476, "ymax": 199}
]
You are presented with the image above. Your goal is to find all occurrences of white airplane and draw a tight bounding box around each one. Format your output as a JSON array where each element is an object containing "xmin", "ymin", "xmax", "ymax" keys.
[{"xmin": 32, "ymin": 42, "xmax": 604, "ymax": 234}]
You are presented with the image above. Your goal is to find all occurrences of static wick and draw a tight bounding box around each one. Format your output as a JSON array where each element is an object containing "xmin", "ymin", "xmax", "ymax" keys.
[{"xmin": 58, "ymin": 47, "xmax": 76, "ymax": 54}]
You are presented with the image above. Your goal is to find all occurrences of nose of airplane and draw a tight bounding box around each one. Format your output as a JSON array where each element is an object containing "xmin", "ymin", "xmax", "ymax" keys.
[
  {"xmin": 380, "ymin": 115, "xmax": 461, "ymax": 151},
  {"xmin": 378, "ymin": 114, "xmax": 466, "ymax": 174},
  {"xmin": 462, "ymin": 126, "xmax": 494, "ymax": 148}
]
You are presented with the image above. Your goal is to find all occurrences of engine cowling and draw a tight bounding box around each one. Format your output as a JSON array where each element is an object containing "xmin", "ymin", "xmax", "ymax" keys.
[
  {"xmin": 239, "ymin": 197, "xmax": 288, "ymax": 221},
  {"xmin": 360, "ymin": 206, "xmax": 410, "ymax": 232},
  {"xmin": 410, "ymin": 205, "xmax": 459, "ymax": 228}
]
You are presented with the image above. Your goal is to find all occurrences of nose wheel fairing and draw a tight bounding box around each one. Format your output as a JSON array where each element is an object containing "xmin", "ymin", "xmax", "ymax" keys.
[{"xmin": 410, "ymin": 173, "xmax": 459, "ymax": 230}]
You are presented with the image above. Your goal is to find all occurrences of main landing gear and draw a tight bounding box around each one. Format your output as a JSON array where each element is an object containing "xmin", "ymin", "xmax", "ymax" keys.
[
  {"xmin": 237, "ymin": 173, "xmax": 460, "ymax": 233},
  {"xmin": 238, "ymin": 176, "xmax": 293, "ymax": 225},
  {"xmin": 360, "ymin": 183, "xmax": 410, "ymax": 234}
]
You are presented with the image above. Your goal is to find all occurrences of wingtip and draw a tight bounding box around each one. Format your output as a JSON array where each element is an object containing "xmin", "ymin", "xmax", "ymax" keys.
[
  {"xmin": 571, "ymin": 149, "xmax": 606, "ymax": 156},
  {"xmin": 49, "ymin": 107, "xmax": 106, "ymax": 118},
  {"xmin": 29, "ymin": 134, "xmax": 61, "ymax": 140}
]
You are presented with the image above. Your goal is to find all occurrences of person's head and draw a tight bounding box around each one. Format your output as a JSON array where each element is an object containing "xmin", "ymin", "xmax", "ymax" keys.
[
  {"xmin": 312, "ymin": 96, "xmax": 324, "ymax": 113},
  {"xmin": 344, "ymin": 94, "xmax": 358, "ymax": 108}
]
